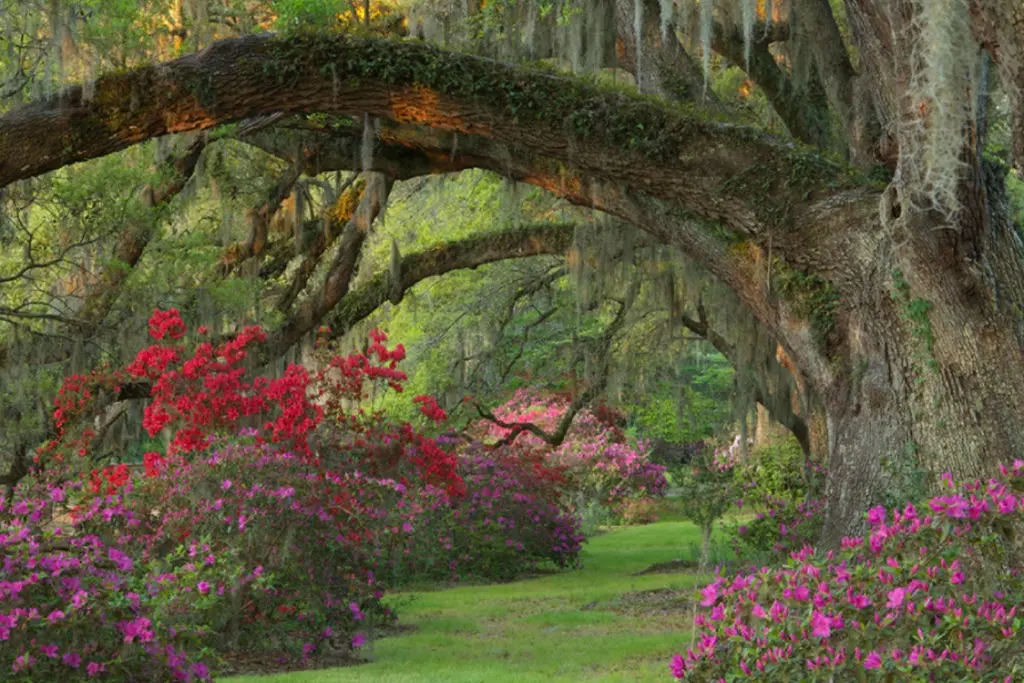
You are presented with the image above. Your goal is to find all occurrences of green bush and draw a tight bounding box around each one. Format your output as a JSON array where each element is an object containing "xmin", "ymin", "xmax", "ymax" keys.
[{"xmin": 734, "ymin": 435, "xmax": 808, "ymax": 506}]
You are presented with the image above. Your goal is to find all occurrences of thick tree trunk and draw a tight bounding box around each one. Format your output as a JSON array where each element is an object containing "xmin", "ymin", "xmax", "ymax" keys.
[{"xmin": 815, "ymin": 170, "xmax": 1024, "ymax": 544}]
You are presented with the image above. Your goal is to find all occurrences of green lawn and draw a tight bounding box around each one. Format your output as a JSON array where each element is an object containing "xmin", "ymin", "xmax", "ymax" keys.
[{"xmin": 226, "ymin": 520, "xmax": 709, "ymax": 683}]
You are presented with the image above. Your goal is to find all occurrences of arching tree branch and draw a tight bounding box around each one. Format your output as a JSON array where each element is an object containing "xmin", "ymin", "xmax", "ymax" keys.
[
  {"xmin": 276, "ymin": 174, "xmax": 366, "ymax": 312},
  {"xmin": 475, "ymin": 284, "xmax": 634, "ymax": 448},
  {"xmin": 0, "ymin": 32, "xmax": 858, "ymax": 246}
]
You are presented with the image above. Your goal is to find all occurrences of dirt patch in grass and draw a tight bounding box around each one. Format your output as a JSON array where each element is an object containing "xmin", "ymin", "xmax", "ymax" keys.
[
  {"xmin": 216, "ymin": 649, "xmax": 363, "ymax": 678},
  {"xmin": 216, "ymin": 624, "xmax": 418, "ymax": 677},
  {"xmin": 633, "ymin": 555, "xmax": 743, "ymax": 576},
  {"xmin": 377, "ymin": 622, "xmax": 419, "ymax": 638},
  {"xmin": 632, "ymin": 558, "xmax": 700, "ymax": 576},
  {"xmin": 609, "ymin": 588, "xmax": 693, "ymax": 617}
]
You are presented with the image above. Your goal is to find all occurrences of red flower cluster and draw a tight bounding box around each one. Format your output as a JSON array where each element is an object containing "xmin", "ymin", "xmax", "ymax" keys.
[
  {"xmin": 128, "ymin": 319, "xmax": 321, "ymax": 456},
  {"xmin": 413, "ymin": 395, "xmax": 447, "ymax": 424},
  {"xmin": 143, "ymin": 451, "xmax": 166, "ymax": 478},
  {"xmin": 147, "ymin": 307, "xmax": 187, "ymax": 340},
  {"xmin": 316, "ymin": 330, "xmax": 462, "ymax": 496},
  {"xmin": 322, "ymin": 329, "xmax": 408, "ymax": 399},
  {"xmin": 90, "ymin": 463, "xmax": 131, "ymax": 494},
  {"xmin": 47, "ymin": 310, "xmax": 464, "ymax": 502}
]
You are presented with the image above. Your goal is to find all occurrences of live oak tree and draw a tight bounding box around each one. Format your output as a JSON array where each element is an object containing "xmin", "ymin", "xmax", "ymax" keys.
[{"xmin": 2, "ymin": 0, "xmax": 1024, "ymax": 541}]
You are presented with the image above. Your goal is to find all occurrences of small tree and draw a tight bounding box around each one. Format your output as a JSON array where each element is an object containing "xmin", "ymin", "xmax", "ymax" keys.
[{"xmin": 673, "ymin": 437, "xmax": 742, "ymax": 569}]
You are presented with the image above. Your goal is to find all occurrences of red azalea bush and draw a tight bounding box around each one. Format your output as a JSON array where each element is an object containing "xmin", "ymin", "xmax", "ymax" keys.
[
  {"xmin": 4, "ymin": 309, "xmax": 590, "ymax": 679},
  {"xmin": 671, "ymin": 462, "xmax": 1024, "ymax": 681}
]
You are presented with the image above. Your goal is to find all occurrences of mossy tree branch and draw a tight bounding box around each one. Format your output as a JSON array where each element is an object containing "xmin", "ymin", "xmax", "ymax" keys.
[
  {"xmin": 322, "ymin": 221, "xmax": 579, "ymax": 340},
  {"xmin": 269, "ymin": 172, "xmax": 393, "ymax": 356},
  {"xmin": 0, "ymin": 33, "xmax": 858, "ymax": 243},
  {"xmin": 276, "ymin": 174, "xmax": 367, "ymax": 312}
]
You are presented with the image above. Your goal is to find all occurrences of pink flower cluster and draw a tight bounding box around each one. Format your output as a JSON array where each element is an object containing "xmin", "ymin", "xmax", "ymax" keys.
[{"xmin": 672, "ymin": 461, "xmax": 1024, "ymax": 680}]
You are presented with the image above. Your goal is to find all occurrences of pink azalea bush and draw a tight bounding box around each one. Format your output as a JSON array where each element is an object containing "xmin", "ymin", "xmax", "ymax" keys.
[
  {"xmin": 478, "ymin": 389, "xmax": 668, "ymax": 514},
  {"xmin": 729, "ymin": 494, "xmax": 827, "ymax": 562},
  {"xmin": 671, "ymin": 462, "xmax": 1024, "ymax": 680}
]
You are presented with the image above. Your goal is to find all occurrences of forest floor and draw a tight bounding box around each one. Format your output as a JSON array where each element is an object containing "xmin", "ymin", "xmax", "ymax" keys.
[{"xmin": 226, "ymin": 508, "xmax": 715, "ymax": 683}]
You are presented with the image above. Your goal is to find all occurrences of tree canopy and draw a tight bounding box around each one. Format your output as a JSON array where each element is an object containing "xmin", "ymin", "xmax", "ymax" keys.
[{"xmin": 2, "ymin": 0, "xmax": 1024, "ymax": 541}]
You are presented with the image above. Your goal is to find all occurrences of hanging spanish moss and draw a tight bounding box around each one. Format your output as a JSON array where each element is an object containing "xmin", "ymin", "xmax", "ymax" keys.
[
  {"xmin": 498, "ymin": 178, "xmax": 522, "ymax": 227},
  {"xmin": 699, "ymin": 0, "xmax": 713, "ymax": 89},
  {"xmin": 740, "ymin": 0, "xmax": 755, "ymax": 71},
  {"xmin": 634, "ymin": 0, "xmax": 644, "ymax": 86},
  {"xmin": 381, "ymin": 235, "xmax": 401, "ymax": 308},
  {"xmin": 522, "ymin": 0, "xmax": 538, "ymax": 57},
  {"xmin": 585, "ymin": 0, "xmax": 608, "ymax": 73},
  {"xmin": 568, "ymin": 9, "xmax": 584, "ymax": 73},
  {"xmin": 902, "ymin": 0, "xmax": 980, "ymax": 217},
  {"xmin": 82, "ymin": 52, "xmax": 98, "ymax": 103},
  {"xmin": 291, "ymin": 187, "xmax": 305, "ymax": 256},
  {"xmin": 361, "ymin": 113, "xmax": 375, "ymax": 174},
  {"xmin": 659, "ymin": 0, "xmax": 674, "ymax": 40}
]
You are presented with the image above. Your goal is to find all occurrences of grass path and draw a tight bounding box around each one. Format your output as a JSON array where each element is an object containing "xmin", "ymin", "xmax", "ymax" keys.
[{"xmin": 228, "ymin": 521, "xmax": 705, "ymax": 683}]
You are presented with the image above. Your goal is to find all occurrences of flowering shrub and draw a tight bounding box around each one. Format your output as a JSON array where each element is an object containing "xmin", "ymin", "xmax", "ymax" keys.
[
  {"xmin": 314, "ymin": 334, "xmax": 462, "ymax": 497},
  {"xmin": 124, "ymin": 439, "xmax": 399, "ymax": 663},
  {"xmin": 731, "ymin": 435, "xmax": 812, "ymax": 506},
  {"xmin": 46, "ymin": 311, "xmax": 460, "ymax": 498},
  {"xmin": 6, "ymin": 311, "xmax": 477, "ymax": 678},
  {"xmin": 0, "ymin": 471, "xmax": 214, "ymax": 681},
  {"xmin": 615, "ymin": 497, "xmax": 661, "ymax": 525},
  {"xmin": 730, "ymin": 495, "xmax": 826, "ymax": 561},
  {"xmin": 383, "ymin": 443, "xmax": 585, "ymax": 583},
  {"xmin": 671, "ymin": 462, "xmax": 1024, "ymax": 680},
  {"xmin": 10, "ymin": 310, "xmax": 593, "ymax": 678},
  {"xmin": 477, "ymin": 389, "xmax": 667, "ymax": 515}
]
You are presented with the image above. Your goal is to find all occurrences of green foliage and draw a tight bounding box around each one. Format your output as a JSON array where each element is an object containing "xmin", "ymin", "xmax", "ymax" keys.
[
  {"xmin": 773, "ymin": 262, "xmax": 840, "ymax": 348},
  {"xmin": 273, "ymin": 0, "xmax": 347, "ymax": 29},
  {"xmin": 671, "ymin": 446, "xmax": 737, "ymax": 565},
  {"xmin": 1007, "ymin": 171, "xmax": 1024, "ymax": 238},
  {"xmin": 629, "ymin": 356, "xmax": 733, "ymax": 445},
  {"xmin": 711, "ymin": 66, "xmax": 788, "ymax": 137},
  {"xmin": 735, "ymin": 435, "xmax": 807, "ymax": 506}
]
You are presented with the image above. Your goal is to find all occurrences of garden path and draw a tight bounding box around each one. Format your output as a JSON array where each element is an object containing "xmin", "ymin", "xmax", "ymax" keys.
[{"xmin": 229, "ymin": 520, "xmax": 705, "ymax": 683}]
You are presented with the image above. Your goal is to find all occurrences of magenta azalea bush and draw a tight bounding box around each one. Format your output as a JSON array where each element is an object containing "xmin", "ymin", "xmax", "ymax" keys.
[
  {"xmin": 672, "ymin": 462, "xmax": 1024, "ymax": 681},
  {"xmin": 382, "ymin": 443, "xmax": 585, "ymax": 584},
  {"xmin": 124, "ymin": 439, "xmax": 398, "ymax": 660},
  {"xmin": 1, "ymin": 470, "xmax": 215, "ymax": 681}
]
